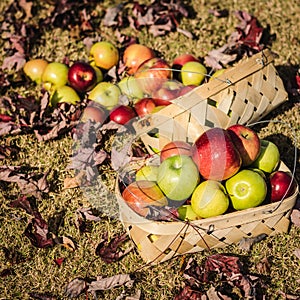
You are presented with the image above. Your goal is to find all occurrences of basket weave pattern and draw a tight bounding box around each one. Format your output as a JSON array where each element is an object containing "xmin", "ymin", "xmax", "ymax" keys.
[{"xmin": 115, "ymin": 50, "xmax": 296, "ymax": 264}]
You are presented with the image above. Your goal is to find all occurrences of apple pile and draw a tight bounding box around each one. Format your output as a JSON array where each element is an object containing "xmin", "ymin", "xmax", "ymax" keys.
[
  {"xmin": 23, "ymin": 41, "xmax": 222, "ymax": 127},
  {"xmin": 121, "ymin": 124, "xmax": 297, "ymax": 221}
]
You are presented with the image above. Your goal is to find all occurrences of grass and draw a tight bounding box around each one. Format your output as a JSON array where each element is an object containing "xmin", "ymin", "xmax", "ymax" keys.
[{"xmin": 0, "ymin": 0, "xmax": 300, "ymax": 299}]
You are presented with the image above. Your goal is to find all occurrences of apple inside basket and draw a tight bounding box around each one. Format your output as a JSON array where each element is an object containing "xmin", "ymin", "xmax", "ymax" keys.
[
  {"xmin": 116, "ymin": 158, "xmax": 298, "ymax": 264},
  {"xmin": 116, "ymin": 119, "xmax": 298, "ymax": 263}
]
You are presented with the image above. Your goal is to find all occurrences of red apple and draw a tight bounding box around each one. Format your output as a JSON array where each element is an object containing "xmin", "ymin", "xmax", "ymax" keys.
[
  {"xmin": 81, "ymin": 105, "xmax": 107, "ymax": 123},
  {"xmin": 160, "ymin": 141, "xmax": 192, "ymax": 162},
  {"xmin": 122, "ymin": 180, "xmax": 168, "ymax": 217},
  {"xmin": 123, "ymin": 43, "xmax": 156, "ymax": 75},
  {"xmin": 226, "ymin": 124, "xmax": 261, "ymax": 166},
  {"xmin": 172, "ymin": 54, "xmax": 199, "ymax": 80},
  {"xmin": 151, "ymin": 80, "xmax": 182, "ymax": 103},
  {"xmin": 134, "ymin": 57, "xmax": 172, "ymax": 95},
  {"xmin": 177, "ymin": 84, "xmax": 197, "ymax": 96},
  {"xmin": 191, "ymin": 128, "xmax": 242, "ymax": 181},
  {"xmin": 269, "ymin": 171, "xmax": 297, "ymax": 203},
  {"xmin": 68, "ymin": 61, "xmax": 97, "ymax": 93},
  {"xmin": 110, "ymin": 105, "xmax": 137, "ymax": 125},
  {"xmin": 134, "ymin": 98, "xmax": 157, "ymax": 117}
]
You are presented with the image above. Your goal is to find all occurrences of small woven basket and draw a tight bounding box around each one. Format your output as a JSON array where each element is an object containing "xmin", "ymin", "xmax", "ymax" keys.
[
  {"xmin": 116, "ymin": 162, "xmax": 298, "ymax": 264},
  {"xmin": 113, "ymin": 49, "xmax": 297, "ymax": 264}
]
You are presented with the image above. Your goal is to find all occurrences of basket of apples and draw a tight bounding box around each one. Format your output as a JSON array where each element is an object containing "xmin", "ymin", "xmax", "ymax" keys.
[{"xmin": 114, "ymin": 103, "xmax": 298, "ymax": 264}]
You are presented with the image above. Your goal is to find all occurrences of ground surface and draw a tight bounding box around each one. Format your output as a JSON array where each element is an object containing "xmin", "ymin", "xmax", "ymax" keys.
[{"xmin": 0, "ymin": 0, "xmax": 299, "ymax": 299}]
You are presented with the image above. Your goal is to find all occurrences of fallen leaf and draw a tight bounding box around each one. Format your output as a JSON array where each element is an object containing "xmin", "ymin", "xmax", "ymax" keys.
[
  {"xmin": 0, "ymin": 166, "xmax": 49, "ymax": 198},
  {"xmin": 174, "ymin": 285, "xmax": 204, "ymax": 300},
  {"xmin": 238, "ymin": 233, "xmax": 267, "ymax": 251},
  {"xmin": 208, "ymin": 8, "xmax": 229, "ymax": 18},
  {"xmin": 76, "ymin": 207, "xmax": 101, "ymax": 222},
  {"xmin": 1, "ymin": 52, "xmax": 26, "ymax": 71},
  {"xmin": 18, "ymin": 0, "xmax": 33, "ymax": 21},
  {"xmin": 290, "ymin": 208, "xmax": 300, "ymax": 227},
  {"xmin": 87, "ymin": 274, "xmax": 134, "ymax": 291},
  {"xmin": 28, "ymin": 292, "xmax": 56, "ymax": 300},
  {"xmin": 293, "ymin": 249, "xmax": 300, "ymax": 260},
  {"xmin": 0, "ymin": 268, "xmax": 16, "ymax": 277},
  {"xmin": 54, "ymin": 236, "xmax": 76, "ymax": 251},
  {"xmin": 95, "ymin": 232, "xmax": 132, "ymax": 263},
  {"xmin": 24, "ymin": 216, "xmax": 54, "ymax": 248},
  {"xmin": 256, "ymin": 257, "xmax": 270, "ymax": 275},
  {"xmin": 103, "ymin": 4, "xmax": 124, "ymax": 27},
  {"xmin": 54, "ymin": 257, "xmax": 65, "ymax": 267},
  {"xmin": 64, "ymin": 277, "xmax": 87, "ymax": 298}
]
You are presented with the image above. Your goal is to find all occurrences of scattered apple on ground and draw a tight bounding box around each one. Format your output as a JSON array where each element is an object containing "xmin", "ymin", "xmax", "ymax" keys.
[
  {"xmin": 118, "ymin": 76, "xmax": 145, "ymax": 102},
  {"xmin": 42, "ymin": 62, "xmax": 69, "ymax": 92},
  {"xmin": 88, "ymin": 81, "xmax": 121, "ymax": 110},
  {"xmin": 51, "ymin": 85, "xmax": 81, "ymax": 106},
  {"xmin": 172, "ymin": 53, "xmax": 200, "ymax": 80},
  {"xmin": 68, "ymin": 61, "xmax": 97, "ymax": 93},
  {"xmin": 123, "ymin": 43, "xmax": 156, "ymax": 75},
  {"xmin": 89, "ymin": 41, "xmax": 119, "ymax": 70},
  {"xmin": 134, "ymin": 57, "xmax": 172, "ymax": 95},
  {"xmin": 80, "ymin": 105, "xmax": 107, "ymax": 123},
  {"xmin": 23, "ymin": 58, "xmax": 48, "ymax": 84},
  {"xmin": 134, "ymin": 98, "xmax": 157, "ymax": 117}
]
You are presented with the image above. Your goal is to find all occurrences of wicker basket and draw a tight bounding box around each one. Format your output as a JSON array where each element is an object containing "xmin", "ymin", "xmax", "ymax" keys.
[
  {"xmin": 116, "ymin": 161, "xmax": 298, "ymax": 264},
  {"xmin": 113, "ymin": 49, "xmax": 296, "ymax": 264}
]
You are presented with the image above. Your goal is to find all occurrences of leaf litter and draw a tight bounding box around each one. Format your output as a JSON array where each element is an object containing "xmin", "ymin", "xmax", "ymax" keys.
[{"xmin": 0, "ymin": 1, "xmax": 299, "ymax": 299}]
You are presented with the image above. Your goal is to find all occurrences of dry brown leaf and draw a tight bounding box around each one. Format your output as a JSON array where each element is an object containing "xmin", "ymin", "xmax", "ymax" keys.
[
  {"xmin": 293, "ymin": 248, "xmax": 300, "ymax": 260},
  {"xmin": 88, "ymin": 274, "xmax": 134, "ymax": 291},
  {"xmin": 18, "ymin": 0, "xmax": 33, "ymax": 21},
  {"xmin": 290, "ymin": 208, "xmax": 300, "ymax": 227}
]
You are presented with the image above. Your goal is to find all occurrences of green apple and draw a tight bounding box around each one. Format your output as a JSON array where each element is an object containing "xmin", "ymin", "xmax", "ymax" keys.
[
  {"xmin": 157, "ymin": 155, "xmax": 200, "ymax": 201},
  {"xmin": 136, "ymin": 165, "xmax": 159, "ymax": 182},
  {"xmin": 118, "ymin": 76, "xmax": 144, "ymax": 102},
  {"xmin": 51, "ymin": 85, "xmax": 81, "ymax": 106},
  {"xmin": 88, "ymin": 82, "xmax": 121, "ymax": 110},
  {"xmin": 42, "ymin": 62, "xmax": 69, "ymax": 92},
  {"xmin": 209, "ymin": 68, "xmax": 226, "ymax": 81},
  {"xmin": 177, "ymin": 204, "xmax": 201, "ymax": 221},
  {"xmin": 225, "ymin": 169, "xmax": 267, "ymax": 210},
  {"xmin": 251, "ymin": 140, "xmax": 280, "ymax": 173},
  {"xmin": 180, "ymin": 61, "xmax": 207, "ymax": 86},
  {"xmin": 191, "ymin": 180, "xmax": 229, "ymax": 218},
  {"xmin": 90, "ymin": 63, "xmax": 103, "ymax": 83}
]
